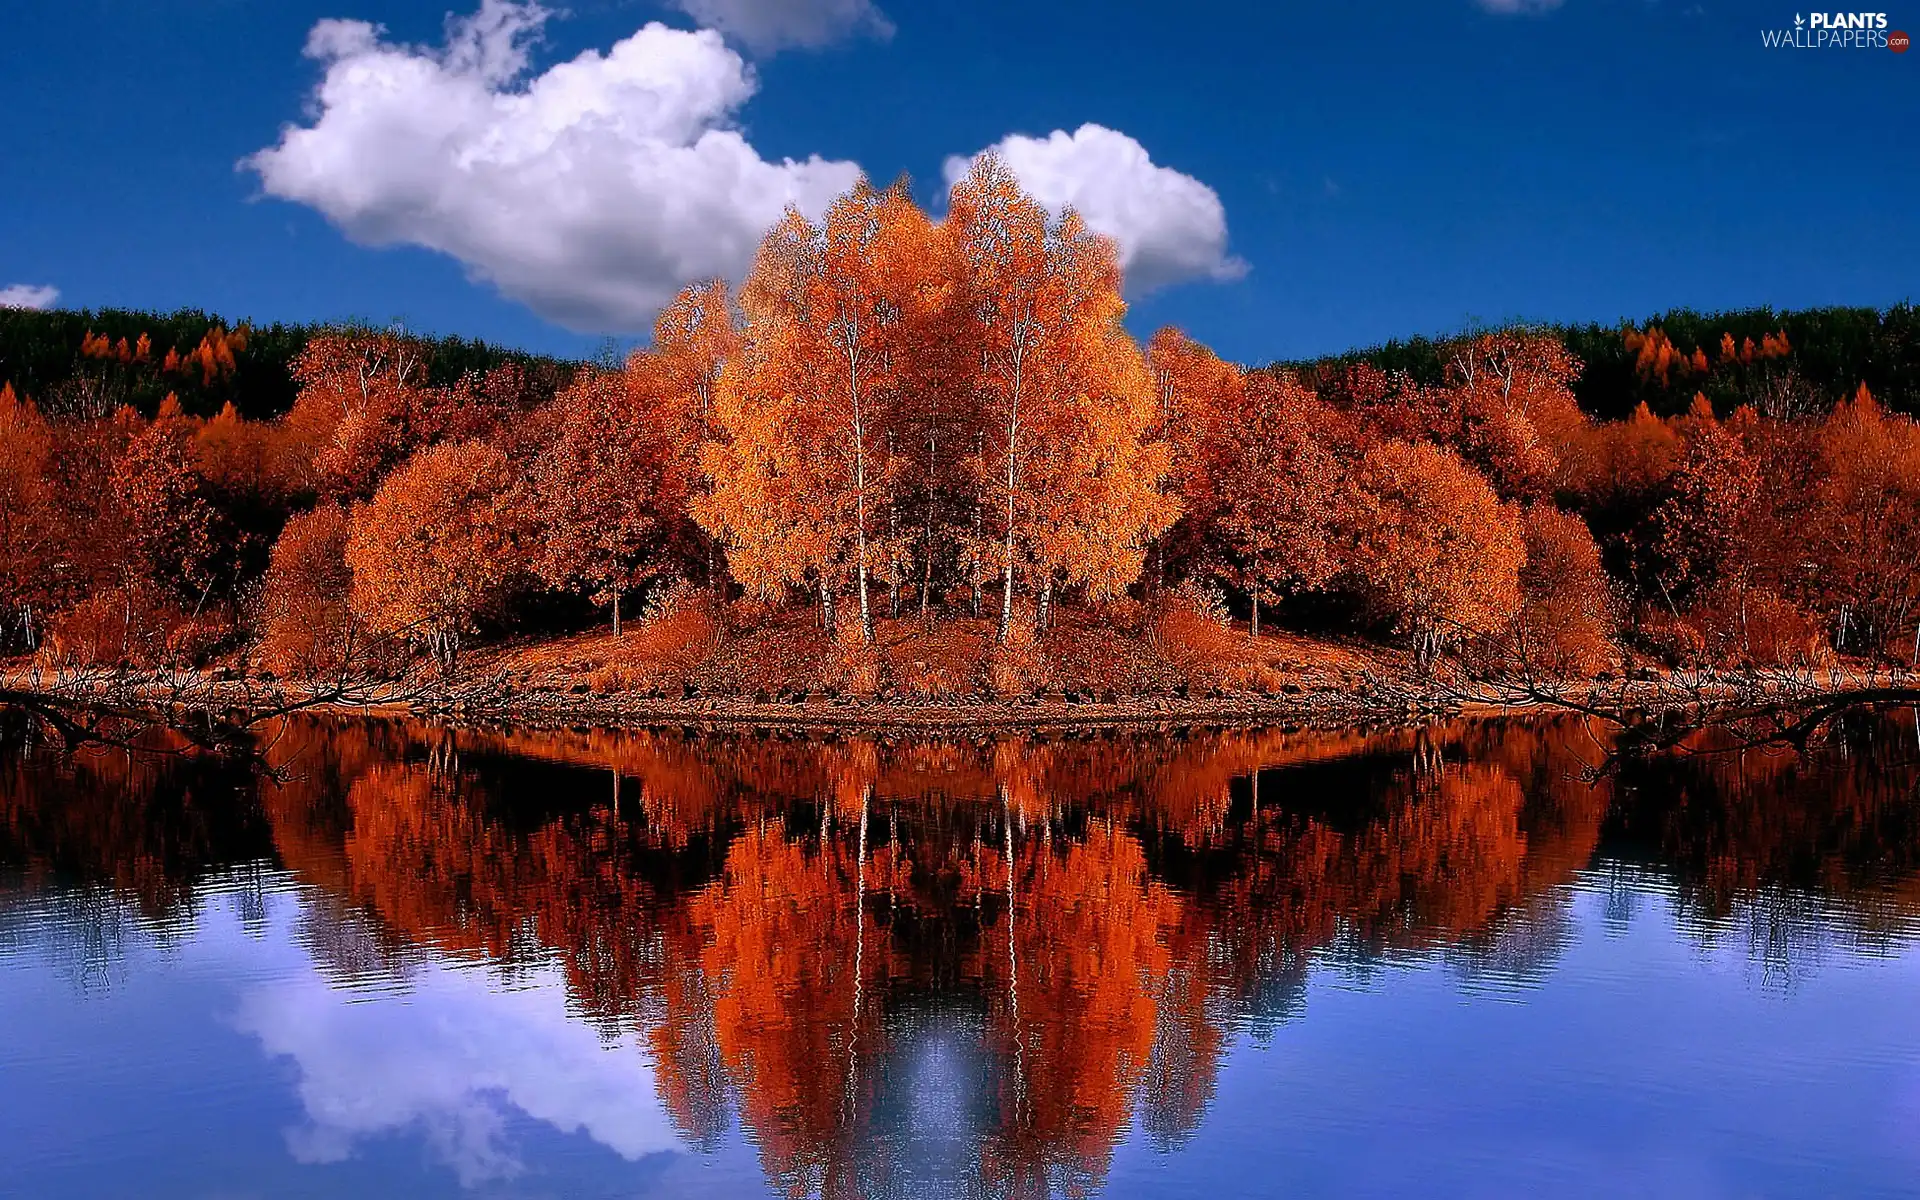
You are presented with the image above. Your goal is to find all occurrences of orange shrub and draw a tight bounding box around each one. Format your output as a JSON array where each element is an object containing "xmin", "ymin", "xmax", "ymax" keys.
[
  {"xmin": 1643, "ymin": 586, "xmax": 1832, "ymax": 669},
  {"xmin": 597, "ymin": 582, "xmax": 723, "ymax": 693},
  {"xmin": 257, "ymin": 503, "xmax": 355, "ymax": 677},
  {"xmin": 1504, "ymin": 506, "xmax": 1616, "ymax": 677},
  {"xmin": 42, "ymin": 584, "xmax": 221, "ymax": 668},
  {"xmin": 988, "ymin": 611, "xmax": 1050, "ymax": 698},
  {"xmin": 828, "ymin": 610, "xmax": 884, "ymax": 697},
  {"xmin": 1691, "ymin": 586, "xmax": 1832, "ymax": 668},
  {"xmin": 1149, "ymin": 584, "xmax": 1245, "ymax": 686}
]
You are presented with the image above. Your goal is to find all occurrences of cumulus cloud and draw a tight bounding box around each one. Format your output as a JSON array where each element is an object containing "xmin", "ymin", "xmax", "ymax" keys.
[
  {"xmin": 943, "ymin": 124, "xmax": 1247, "ymax": 295},
  {"xmin": 668, "ymin": 0, "xmax": 894, "ymax": 55},
  {"xmin": 243, "ymin": 0, "xmax": 862, "ymax": 331},
  {"xmin": 236, "ymin": 956, "xmax": 683, "ymax": 1184},
  {"xmin": 0, "ymin": 284, "xmax": 59, "ymax": 310}
]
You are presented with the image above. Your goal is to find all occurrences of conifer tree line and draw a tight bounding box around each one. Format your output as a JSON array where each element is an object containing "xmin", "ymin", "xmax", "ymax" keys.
[{"xmin": 3, "ymin": 156, "xmax": 1919, "ymax": 680}]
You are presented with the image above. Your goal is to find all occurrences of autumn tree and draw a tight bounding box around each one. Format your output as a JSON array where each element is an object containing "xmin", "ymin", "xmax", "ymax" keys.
[
  {"xmin": 1345, "ymin": 441, "xmax": 1524, "ymax": 666},
  {"xmin": 258, "ymin": 502, "xmax": 356, "ymax": 676},
  {"xmin": 1145, "ymin": 328, "xmax": 1239, "ymax": 587},
  {"xmin": 698, "ymin": 182, "xmax": 936, "ymax": 641},
  {"xmin": 1650, "ymin": 397, "xmax": 1767, "ymax": 607},
  {"xmin": 109, "ymin": 397, "xmax": 221, "ymax": 607},
  {"xmin": 521, "ymin": 369, "xmax": 689, "ymax": 635},
  {"xmin": 0, "ymin": 384, "xmax": 55, "ymax": 649},
  {"xmin": 651, "ymin": 279, "xmax": 739, "ymax": 434},
  {"xmin": 284, "ymin": 330, "xmax": 441, "ymax": 499},
  {"xmin": 344, "ymin": 439, "xmax": 522, "ymax": 669},
  {"xmin": 649, "ymin": 280, "xmax": 741, "ymax": 583},
  {"xmin": 1419, "ymin": 331, "xmax": 1587, "ymax": 501},
  {"xmin": 1503, "ymin": 506, "xmax": 1616, "ymax": 677},
  {"xmin": 949, "ymin": 155, "xmax": 1175, "ymax": 642},
  {"xmin": 1809, "ymin": 384, "xmax": 1920, "ymax": 657},
  {"xmin": 1208, "ymin": 372, "xmax": 1340, "ymax": 636}
]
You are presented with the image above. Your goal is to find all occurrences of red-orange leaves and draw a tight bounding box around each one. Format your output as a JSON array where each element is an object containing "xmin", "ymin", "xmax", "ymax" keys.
[
  {"xmin": 344, "ymin": 439, "xmax": 522, "ymax": 668},
  {"xmin": 1346, "ymin": 441, "xmax": 1524, "ymax": 663},
  {"xmin": 1210, "ymin": 372, "xmax": 1340, "ymax": 635},
  {"xmin": 949, "ymin": 155, "xmax": 1175, "ymax": 642},
  {"xmin": 522, "ymin": 369, "xmax": 689, "ymax": 635},
  {"xmin": 258, "ymin": 502, "xmax": 356, "ymax": 676},
  {"xmin": 698, "ymin": 183, "xmax": 937, "ymax": 641},
  {"xmin": 0, "ymin": 384, "xmax": 55, "ymax": 649}
]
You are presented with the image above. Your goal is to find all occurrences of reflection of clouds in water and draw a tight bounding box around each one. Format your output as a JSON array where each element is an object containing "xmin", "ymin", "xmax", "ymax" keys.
[{"xmin": 235, "ymin": 953, "xmax": 682, "ymax": 1185}]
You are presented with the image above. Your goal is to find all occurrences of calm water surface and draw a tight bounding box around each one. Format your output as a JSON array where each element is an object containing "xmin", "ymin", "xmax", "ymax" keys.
[{"xmin": 3, "ymin": 715, "xmax": 1920, "ymax": 1198}]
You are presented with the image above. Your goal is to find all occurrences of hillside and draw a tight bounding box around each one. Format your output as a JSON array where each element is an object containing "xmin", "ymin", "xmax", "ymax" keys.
[
  {"xmin": 4, "ymin": 301, "xmax": 1917, "ymax": 425},
  {"xmin": 0, "ymin": 305, "xmax": 576, "ymax": 420}
]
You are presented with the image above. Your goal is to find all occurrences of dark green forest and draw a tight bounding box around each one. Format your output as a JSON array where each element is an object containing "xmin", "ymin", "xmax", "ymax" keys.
[
  {"xmin": 0, "ymin": 306, "xmax": 574, "ymax": 420},
  {"xmin": 3, "ymin": 301, "xmax": 1915, "ymax": 425},
  {"xmin": 1275, "ymin": 303, "xmax": 1920, "ymax": 421}
]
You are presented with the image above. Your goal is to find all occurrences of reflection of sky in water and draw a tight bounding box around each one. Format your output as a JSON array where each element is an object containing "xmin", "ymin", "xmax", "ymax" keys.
[{"xmin": 5, "ymin": 868, "xmax": 1920, "ymax": 1198}]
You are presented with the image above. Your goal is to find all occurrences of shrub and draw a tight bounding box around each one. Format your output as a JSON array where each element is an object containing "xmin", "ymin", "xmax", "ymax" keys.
[
  {"xmin": 987, "ymin": 611, "xmax": 1049, "ymax": 698},
  {"xmin": 1472, "ymin": 506, "xmax": 1617, "ymax": 678},
  {"xmin": 42, "ymin": 583, "xmax": 219, "ymax": 668},
  {"xmin": 1149, "ymin": 583, "xmax": 1245, "ymax": 686},
  {"xmin": 1690, "ymin": 586, "xmax": 1832, "ymax": 668},
  {"xmin": 257, "ymin": 503, "xmax": 355, "ymax": 677},
  {"xmin": 582, "ymin": 581, "xmax": 725, "ymax": 694}
]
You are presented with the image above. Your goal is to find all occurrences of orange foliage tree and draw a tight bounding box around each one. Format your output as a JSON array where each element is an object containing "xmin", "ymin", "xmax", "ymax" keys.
[
  {"xmin": 1145, "ymin": 327, "xmax": 1238, "ymax": 587},
  {"xmin": 284, "ymin": 330, "xmax": 442, "ymax": 499},
  {"xmin": 521, "ymin": 369, "xmax": 690, "ymax": 635},
  {"xmin": 1808, "ymin": 384, "xmax": 1920, "ymax": 657},
  {"xmin": 1345, "ymin": 441, "xmax": 1525, "ymax": 665},
  {"xmin": 0, "ymin": 384, "xmax": 55, "ymax": 649},
  {"xmin": 1427, "ymin": 330, "xmax": 1586, "ymax": 500},
  {"xmin": 949, "ymin": 155, "xmax": 1175, "ymax": 641},
  {"xmin": 698, "ymin": 184, "xmax": 936, "ymax": 641},
  {"xmin": 257, "ymin": 502, "xmax": 356, "ymax": 676},
  {"xmin": 1506, "ymin": 505, "xmax": 1616, "ymax": 677},
  {"xmin": 108, "ymin": 397, "xmax": 221, "ymax": 610},
  {"xmin": 344, "ymin": 439, "xmax": 522, "ymax": 669},
  {"xmin": 650, "ymin": 280, "xmax": 741, "ymax": 582},
  {"xmin": 1208, "ymin": 372, "xmax": 1341, "ymax": 636}
]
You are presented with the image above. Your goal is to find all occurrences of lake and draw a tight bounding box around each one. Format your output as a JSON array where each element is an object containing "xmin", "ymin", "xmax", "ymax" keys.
[{"xmin": 3, "ymin": 713, "xmax": 1919, "ymax": 1198}]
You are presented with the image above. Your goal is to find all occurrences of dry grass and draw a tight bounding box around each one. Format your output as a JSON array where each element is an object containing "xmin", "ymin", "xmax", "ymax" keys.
[{"xmin": 476, "ymin": 594, "xmax": 1406, "ymax": 704}]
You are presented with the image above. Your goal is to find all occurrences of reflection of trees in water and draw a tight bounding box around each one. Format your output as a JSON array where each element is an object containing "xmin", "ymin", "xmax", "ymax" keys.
[
  {"xmin": 4, "ymin": 712, "xmax": 1920, "ymax": 1193},
  {"xmin": 0, "ymin": 882, "xmax": 133, "ymax": 995},
  {"xmin": 0, "ymin": 722, "xmax": 272, "ymax": 925},
  {"xmin": 1603, "ymin": 713, "xmax": 1920, "ymax": 976}
]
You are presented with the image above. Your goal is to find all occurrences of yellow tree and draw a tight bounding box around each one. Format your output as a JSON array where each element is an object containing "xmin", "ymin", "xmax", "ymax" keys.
[
  {"xmin": 1024, "ymin": 309, "xmax": 1173, "ymax": 627},
  {"xmin": 950, "ymin": 155, "xmax": 1174, "ymax": 643},
  {"xmin": 697, "ymin": 182, "xmax": 934, "ymax": 642}
]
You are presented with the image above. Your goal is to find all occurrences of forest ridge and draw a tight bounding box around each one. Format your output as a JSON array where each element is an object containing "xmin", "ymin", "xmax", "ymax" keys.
[{"xmin": 2, "ymin": 157, "xmax": 1918, "ymax": 701}]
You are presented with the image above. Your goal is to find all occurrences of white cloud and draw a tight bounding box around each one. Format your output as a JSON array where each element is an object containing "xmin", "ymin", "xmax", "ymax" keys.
[
  {"xmin": 943, "ymin": 124, "xmax": 1248, "ymax": 295},
  {"xmin": 668, "ymin": 0, "xmax": 894, "ymax": 54},
  {"xmin": 243, "ymin": 0, "xmax": 862, "ymax": 332},
  {"xmin": 1475, "ymin": 0, "xmax": 1565, "ymax": 12},
  {"xmin": 236, "ymin": 956, "xmax": 684, "ymax": 1184},
  {"xmin": 0, "ymin": 284, "xmax": 59, "ymax": 310}
]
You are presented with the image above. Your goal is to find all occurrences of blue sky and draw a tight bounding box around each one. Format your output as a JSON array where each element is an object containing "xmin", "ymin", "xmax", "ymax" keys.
[{"xmin": 1, "ymin": 0, "xmax": 1913, "ymax": 365}]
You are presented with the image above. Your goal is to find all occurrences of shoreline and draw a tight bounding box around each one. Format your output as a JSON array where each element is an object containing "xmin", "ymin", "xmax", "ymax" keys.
[{"xmin": 9, "ymin": 657, "xmax": 1907, "ymax": 742}]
